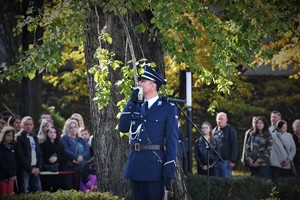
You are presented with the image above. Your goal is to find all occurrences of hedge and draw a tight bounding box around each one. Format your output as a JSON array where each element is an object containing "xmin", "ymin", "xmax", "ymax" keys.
[{"xmin": 186, "ymin": 175, "xmax": 300, "ymax": 200}]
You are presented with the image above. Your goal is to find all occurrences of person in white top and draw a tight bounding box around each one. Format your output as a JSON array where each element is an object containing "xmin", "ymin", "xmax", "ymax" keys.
[{"xmin": 270, "ymin": 120, "xmax": 296, "ymax": 179}]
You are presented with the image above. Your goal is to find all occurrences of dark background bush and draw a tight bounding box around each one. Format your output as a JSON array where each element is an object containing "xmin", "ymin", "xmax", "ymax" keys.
[{"xmin": 186, "ymin": 175, "xmax": 300, "ymax": 200}]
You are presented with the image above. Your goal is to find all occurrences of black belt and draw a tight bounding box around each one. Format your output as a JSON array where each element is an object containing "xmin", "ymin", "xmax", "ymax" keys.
[{"xmin": 131, "ymin": 143, "xmax": 165, "ymax": 151}]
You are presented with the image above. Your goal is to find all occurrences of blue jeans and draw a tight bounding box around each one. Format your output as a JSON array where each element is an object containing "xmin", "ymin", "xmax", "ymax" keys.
[
  {"xmin": 19, "ymin": 170, "xmax": 42, "ymax": 193},
  {"xmin": 214, "ymin": 160, "xmax": 232, "ymax": 178}
]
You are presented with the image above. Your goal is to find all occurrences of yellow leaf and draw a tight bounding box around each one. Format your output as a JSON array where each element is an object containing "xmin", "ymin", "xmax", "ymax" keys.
[
  {"xmin": 28, "ymin": 71, "xmax": 36, "ymax": 80},
  {"xmin": 107, "ymin": 36, "xmax": 112, "ymax": 44}
]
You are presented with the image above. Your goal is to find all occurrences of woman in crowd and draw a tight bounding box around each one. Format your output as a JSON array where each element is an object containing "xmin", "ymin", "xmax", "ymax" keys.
[
  {"xmin": 61, "ymin": 118, "xmax": 90, "ymax": 189},
  {"xmin": 71, "ymin": 113, "xmax": 85, "ymax": 131},
  {"xmin": 40, "ymin": 127, "xmax": 66, "ymax": 171},
  {"xmin": 194, "ymin": 121, "xmax": 216, "ymax": 176},
  {"xmin": 245, "ymin": 116, "xmax": 273, "ymax": 179},
  {"xmin": 37, "ymin": 119, "xmax": 53, "ymax": 144},
  {"xmin": 292, "ymin": 119, "xmax": 300, "ymax": 176},
  {"xmin": 241, "ymin": 116, "xmax": 256, "ymax": 165},
  {"xmin": 40, "ymin": 126, "xmax": 66, "ymax": 191},
  {"xmin": 0, "ymin": 126, "xmax": 17, "ymax": 197},
  {"xmin": 8, "ymin": 115, "xmax": 22, "ymax": 133},
  {"xmin": 0, "ymin": 118, "xmax": 6, "ymax": 133},
  {"xmin": 270, "ymin": 120, "xmax": 296, "ymax": 179}
]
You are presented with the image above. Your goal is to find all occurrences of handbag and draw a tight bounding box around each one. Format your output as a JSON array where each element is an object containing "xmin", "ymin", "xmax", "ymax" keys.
[
  {"xmin": 43, "ymin": 162, "xmax": 59, "ymax": 172},
  {"xmin": 290, "ymin": 160, "xmax": 297, "ymax": 176}
]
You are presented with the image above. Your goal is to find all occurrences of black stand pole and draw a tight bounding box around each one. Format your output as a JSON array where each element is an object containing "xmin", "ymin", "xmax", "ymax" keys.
[
  {"xmin": 187, "ymin": 106, "xmax": 193, "ymax": 173},
  {"xmin": 175, "ymin": 102, "xmax": 224, "ymax": 200},
  {"xmin": 205, "ymin": 141, "xmax": 210, "ymax": 200}
]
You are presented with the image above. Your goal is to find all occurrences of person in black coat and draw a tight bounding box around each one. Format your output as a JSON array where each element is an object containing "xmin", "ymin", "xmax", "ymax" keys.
[
  {"xmin": 0, "ymin": 126, "xmax": 17, "ymax": 197},
  {"xmin": 194, "ymin": 122, "xmax": 216, "ymax": 176},
  {"xmin": 15, "ymin": 116, "xmax": 43, "ymax": 193},
  {"xmin": 40, "ymin": 127, "xmax": 66, "ymax": 171},
  {"xmin": 40, "ymin": 127, "xmax": 66, "ymax": 191}
]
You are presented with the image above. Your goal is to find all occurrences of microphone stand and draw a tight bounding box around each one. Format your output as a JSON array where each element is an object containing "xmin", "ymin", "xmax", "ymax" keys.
[{"xmin": 174, "ymin": 102, "xmax": 224, "ymax": 200}]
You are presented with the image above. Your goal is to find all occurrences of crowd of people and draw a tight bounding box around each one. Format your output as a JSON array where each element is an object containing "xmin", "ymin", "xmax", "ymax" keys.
[
  {"xmin": 0, "ymin": 106, "xmax": 299, "ymax": 198},
  {"xmin": 194, "ymin": 111, "xmax": 299, "ymax": 180},
  {"xmin": 0, "ymin": 111, "xmax": 96, "ymax": 197}
]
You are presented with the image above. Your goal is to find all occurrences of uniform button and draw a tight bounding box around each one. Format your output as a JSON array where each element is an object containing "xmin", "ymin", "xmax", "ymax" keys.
[
  {"xmin": 141, "ymin": 129, "xmax": 144, "ymax": 131},
  {"xmin": 139, "ymin": 139, "xmax": 141, "ymax": 141},
  {"xmin": 156, "ymin": 120, "xmax": 158, "ymax": 122},
  {"xmin": 144, "ymin": 119, "xmax": 146, "ymax": 122}
]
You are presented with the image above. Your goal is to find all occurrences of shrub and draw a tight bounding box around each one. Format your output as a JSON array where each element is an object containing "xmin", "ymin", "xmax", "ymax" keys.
[
  {"xmin": 186, "ymin": 175, "xmax": 300, "ymax": 200},
  {"xmin": 2, "ymin": 190, "xmax": 124, "ymax": 200}
]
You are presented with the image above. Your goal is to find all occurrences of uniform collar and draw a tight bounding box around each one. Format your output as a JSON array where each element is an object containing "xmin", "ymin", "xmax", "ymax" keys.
[{"xmin": 145, "ymin": 95, "xmax": 159, "ymax": 109}]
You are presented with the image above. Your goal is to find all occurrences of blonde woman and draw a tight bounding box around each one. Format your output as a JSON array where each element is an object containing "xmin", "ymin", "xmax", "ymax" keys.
[
  {"xmin": 61, "ymin": 119, "xmax": 90, "ymax": 189},
  {"xmin": 37, "ymin": 119, "xmax": 53, "ymax": 144},
  {"xmin": 71, "ymin": 113, "xmax": 85, "ymax": 129}
]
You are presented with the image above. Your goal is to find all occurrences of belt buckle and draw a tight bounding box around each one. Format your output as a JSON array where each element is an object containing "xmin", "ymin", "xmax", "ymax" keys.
[{"xmin": 135, "ymin": 143, "xmax": 140, "ymax": 151}]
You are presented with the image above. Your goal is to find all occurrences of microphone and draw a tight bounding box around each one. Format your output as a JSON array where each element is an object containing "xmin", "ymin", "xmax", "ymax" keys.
[{"xmin": 161, "ymin": 96, "xmax": 186, "ymax": 103}]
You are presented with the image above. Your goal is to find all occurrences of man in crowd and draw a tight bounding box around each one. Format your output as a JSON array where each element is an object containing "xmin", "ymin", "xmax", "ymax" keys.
[
  {"xmin": 269, "ymin": 111, "xmax": 282, "ymax": 133},
  {"xmin": 212, "ymin": 112, "xmax": 239, "ymax": 177}
]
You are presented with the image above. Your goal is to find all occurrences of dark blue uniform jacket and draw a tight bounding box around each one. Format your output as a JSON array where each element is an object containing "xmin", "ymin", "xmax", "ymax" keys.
[{"xmin": 119, "ymin": 97, "xmax": 179, "ymax": 181}]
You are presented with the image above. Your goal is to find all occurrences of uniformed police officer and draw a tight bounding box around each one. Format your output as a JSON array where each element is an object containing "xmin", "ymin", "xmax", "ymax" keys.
[{"xmin": 119, "ymin": 65, "xmax": 179, "ymax": 200}]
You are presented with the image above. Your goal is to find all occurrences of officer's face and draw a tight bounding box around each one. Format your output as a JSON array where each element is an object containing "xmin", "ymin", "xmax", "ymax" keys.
[{"xmin": 139, "ymin": 79, "xmax": 156, "ymax": 94}]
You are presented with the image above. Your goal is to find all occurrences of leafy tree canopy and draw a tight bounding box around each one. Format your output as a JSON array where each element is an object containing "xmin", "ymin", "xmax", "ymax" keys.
[{"xmin": 0, "ymin": 0, "xmax": 299, "ymax": 114}]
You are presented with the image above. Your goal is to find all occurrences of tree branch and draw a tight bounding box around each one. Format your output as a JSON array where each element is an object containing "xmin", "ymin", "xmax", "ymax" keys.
[{"xmin": 115, "ymin": 6, "xmax": 138, "ymax": 86}]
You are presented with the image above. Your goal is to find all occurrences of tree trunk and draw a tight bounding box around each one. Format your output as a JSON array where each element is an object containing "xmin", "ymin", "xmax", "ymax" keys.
[
  {"xmin": 84, "ymin": 3, "xmax": 190, "ymax": 199},
  {"xmin": 19, "ymin": 0, "xmax": 43, "ymax": 122},
  {"xmin": 171, "ymin": 158, "xmax": 191, "ymax": 200},
  {"xmin": 84, "ymin": 4, "xmax": 131, "ymax": 198}
]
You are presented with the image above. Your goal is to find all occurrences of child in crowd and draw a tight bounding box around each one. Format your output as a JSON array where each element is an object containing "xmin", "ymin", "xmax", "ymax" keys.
[
  {"xmin": 0, "ymin": 126, "xmax": 17, "ymax": 197},
  {"xmin": 79, "ymin": 163, "xmax": 97, "ymax": 193},
  {"xmin": 80, "ymin": 128, "xmax": 94, "ymax": 157}
]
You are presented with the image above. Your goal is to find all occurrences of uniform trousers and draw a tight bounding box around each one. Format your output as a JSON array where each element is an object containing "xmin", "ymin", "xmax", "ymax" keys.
[{"xmin": 131, "ymin": 180, "xmax": 164, "ymax": 200}]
